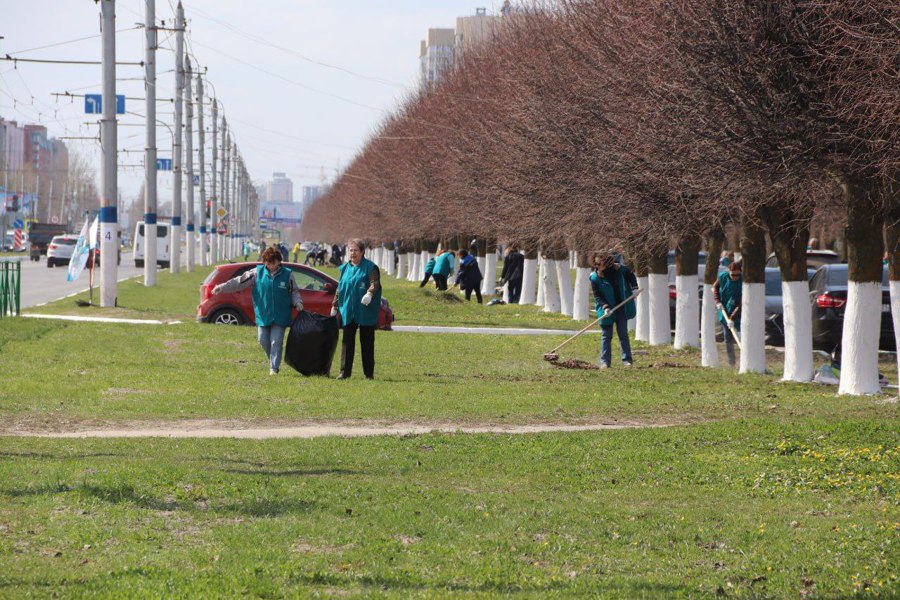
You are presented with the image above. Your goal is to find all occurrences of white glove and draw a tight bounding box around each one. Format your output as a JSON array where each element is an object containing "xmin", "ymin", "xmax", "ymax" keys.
[
  {"xmin": 603, "ymin": 308, "xmax": 612, "ymax": 317},
  {"xmin": 294, "ymin": 302, "xmax": 303, "ymax": 311},
  {"xmin": 716, "ymin": 302, "xmax": 723, "ymax": 312},
  {"xmin": 361, "ymin": 292, "xmax": 373, "ymax": 306},
  {"xmin": 330, "ymin": 306, "xmax": 338, "ymax": 317}
]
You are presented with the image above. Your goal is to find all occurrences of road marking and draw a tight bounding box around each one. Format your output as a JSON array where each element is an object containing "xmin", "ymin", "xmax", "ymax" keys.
[
  {"xmin": 21, "ymin": 314, "xmax": 182, "ymax": 325},
  {"xmin": 391, "ymin": 325, "xmax": 600, "ymax": 335}
]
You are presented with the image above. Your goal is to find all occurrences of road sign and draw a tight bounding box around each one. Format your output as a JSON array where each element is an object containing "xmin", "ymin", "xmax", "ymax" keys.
[
  {"xmin": 193, "ymin": 175, "xmax": 200, "ymax": 186},
  {"xmin": 13, "ymin": 219, "xmax": 24, "ymax": 229},
  {"xmin": 156, "ymin": 158, "xmax": 173, "ymax": 171},
  {"xmin": 259, "ymin": 222, "xmax": 268, "ymax": 230},
  {"xmin": 85, "ymin": 94, "xmax": 126, "ymax": 115},
  {"xmin": 216, "ymin": 207, "xmax": 227, "ymax": 219}
]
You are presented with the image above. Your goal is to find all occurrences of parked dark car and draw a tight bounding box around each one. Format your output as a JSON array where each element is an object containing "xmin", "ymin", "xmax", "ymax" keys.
[
  {"xmin": 808, "ymin": 264, "xmax": 893, "ymax": 352},
  {"xmin": 197, "ymin": 262, "xmax": 394, "ymax": 330},
  {"xmin": 763, "ymin": 267, "xmax": 819, "ymax": 346},
  {"xmin": 765, "ymin": 250, "xmax": 842, "ymax": 270}
]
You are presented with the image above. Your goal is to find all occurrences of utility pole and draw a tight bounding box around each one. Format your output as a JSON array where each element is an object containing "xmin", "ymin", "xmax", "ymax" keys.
[
  {"xmin": 100, "ymin": 0, "xmax": 118, "ymax": 307},
  {"xmin": 143, "ymin": 0, "xmax": 158, "ymax": 286},
  {"xmin": 184, "ymin": 55, "xmax": 195, "ymax": 272},
  {"xmin": 210, "ymin": 98, "xmax": 218, "ymax": 264},
  {"xmin": 220, "ymin": 120, "xmax": 227, "ymax": 261},
  {"xmin": 231, "ymin": 144, "xmax": 238, "ymax": 259},
  {"xmin": 170, "ymin": 1, "xmax": 184, "ymax": 274},
  {"xmin": 196, "ymin": 70, "xmax": 207, "ymax": 267}
]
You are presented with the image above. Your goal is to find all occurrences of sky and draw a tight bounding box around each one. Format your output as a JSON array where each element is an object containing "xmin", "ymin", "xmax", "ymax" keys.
[{"xmin": 0, "ymin": 0, "xmax": 506, "ymax": 207}]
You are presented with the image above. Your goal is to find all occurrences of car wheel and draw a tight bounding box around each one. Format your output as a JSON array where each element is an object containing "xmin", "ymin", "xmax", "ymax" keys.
[{"xmin": 211, "ymin": 308, "xmax": 244, "ymax": 326}]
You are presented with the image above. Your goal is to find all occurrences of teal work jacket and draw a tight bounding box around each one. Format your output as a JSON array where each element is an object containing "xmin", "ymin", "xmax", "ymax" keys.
[
  {"xmin": 252, "ymin": 265, "xmax": 294, "ymax": 327},
  {"xmin": 337, "ymin": 258, "xmax": 381, "ymax": 327},
  {"xmin": 590, "ymin": 267, "xmax": 637, "ymax": 326}
]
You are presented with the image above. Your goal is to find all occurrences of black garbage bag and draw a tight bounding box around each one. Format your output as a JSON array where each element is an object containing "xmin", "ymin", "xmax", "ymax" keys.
[{"xmin": 284, "ymin": 311, "xmax": 339, "ymax": 376}]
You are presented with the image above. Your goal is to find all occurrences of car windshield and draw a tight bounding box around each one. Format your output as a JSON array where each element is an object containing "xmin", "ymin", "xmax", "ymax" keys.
[
  {"xmin": 765, "ymin": 270, "xmax": 782, "ymax": 296},
  {"xmin": 824, "ymin": 265, "xmax": 889, "ymax": 288},
  {"xmin": 293, "ymin": 270, "xmax": 328, "ymax": 291}
]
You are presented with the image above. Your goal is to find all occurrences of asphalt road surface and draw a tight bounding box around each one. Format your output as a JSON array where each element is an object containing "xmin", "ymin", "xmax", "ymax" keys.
[{"xmin": 10, "ymin": 251, "xmax": 145, "ymax": 309}]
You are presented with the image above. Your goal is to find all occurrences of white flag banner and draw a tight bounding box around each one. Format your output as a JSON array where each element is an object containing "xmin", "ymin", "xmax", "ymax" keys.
[
  {"xmin": 88, "ymin": 216, "xmax": 100, "ymax": 250},
  {"xmin": 66, "ymin": 217, "xmax": 92, "ymax": 282}
]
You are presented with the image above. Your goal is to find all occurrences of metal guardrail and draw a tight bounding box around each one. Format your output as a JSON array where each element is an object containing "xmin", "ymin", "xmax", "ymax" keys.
[{"xmin": 1, "ymin": 260, "xmax": 21, "ymax": 317}]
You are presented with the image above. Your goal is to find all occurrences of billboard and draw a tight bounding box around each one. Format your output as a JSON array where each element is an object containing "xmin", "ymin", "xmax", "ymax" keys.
[{"xmin": 259, "ymin": 201, "xmax": 302, "ymax": 225}]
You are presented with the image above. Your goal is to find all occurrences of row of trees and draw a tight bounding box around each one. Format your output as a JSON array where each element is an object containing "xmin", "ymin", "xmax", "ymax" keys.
[{"xmin": 302, "ymin": 0, "xmax": 899, "ymax": 395}]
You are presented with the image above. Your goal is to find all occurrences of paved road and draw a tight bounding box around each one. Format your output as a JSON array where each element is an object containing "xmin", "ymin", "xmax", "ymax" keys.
[{"xmin": 10, "ymin": 251, "xmax": 145, "ymax": 309}]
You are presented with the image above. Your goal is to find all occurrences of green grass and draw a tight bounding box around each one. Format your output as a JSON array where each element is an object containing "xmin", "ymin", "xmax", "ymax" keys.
[
  {"xmin": 1, "ymin": 420, "xmax": 896, "ymax": 598},
  {"xmin": 1, "ymin": 317, "xmax": 894, "ymax": 427},
  {"xmin": 25, "ymin": 262, "xmax": 587, "ymax": 330}
]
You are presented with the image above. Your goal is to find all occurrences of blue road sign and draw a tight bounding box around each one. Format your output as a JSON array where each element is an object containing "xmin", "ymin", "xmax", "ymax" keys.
[
  {"xmin": 13, "ymin": 219, "xmax": 24, "ymax": 229},
  {"xmin": 85, "ymin": 94, "xmax": 126, "ymax": 115},
  {"xmin": 193, "ymin": 175, "xmax": 200, "ymax": 186},
  {"xmin": 156, "ymin": 158, "xmax": 173, "ymax": 171}
]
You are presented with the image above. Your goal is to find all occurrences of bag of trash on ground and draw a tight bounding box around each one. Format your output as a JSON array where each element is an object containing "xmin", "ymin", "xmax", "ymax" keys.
[{"xmin": 285, "ymin": 311, "xmax": 339, "ymax": 376}]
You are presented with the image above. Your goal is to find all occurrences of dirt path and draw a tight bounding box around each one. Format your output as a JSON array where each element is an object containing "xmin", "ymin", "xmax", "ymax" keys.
[{"xmin": 2, "ymin": 419, "xmax": 674, "ymax": 440}]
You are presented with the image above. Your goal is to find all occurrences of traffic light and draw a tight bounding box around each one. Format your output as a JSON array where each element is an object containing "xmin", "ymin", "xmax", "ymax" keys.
[
  {"xmin": 6, "ymin": 195, "xmax": 18, "ymax": 212},
  {"xmin": 205, "ymin": 200, "xmax": 211, "ymax": 219}
]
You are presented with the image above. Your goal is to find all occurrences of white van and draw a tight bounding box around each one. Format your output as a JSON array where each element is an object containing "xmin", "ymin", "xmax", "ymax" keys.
[{"xmin": 134, "ymin": 221, "xmax": 171, "ymax": 268}]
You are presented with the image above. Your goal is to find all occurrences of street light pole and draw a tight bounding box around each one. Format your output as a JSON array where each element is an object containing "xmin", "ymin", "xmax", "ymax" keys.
[
  {"xmin": 184, "ymin": 55, "xmax": 195, "ymax": 272},
  {"xmin": 143, "ymin": 0, "xmax": 158, "ymax": 286},
  {"xmin": 210, "ymin": 98, "xmax": 218, "ymax": 264},
  {"xmin": 170, "ymin": 1, "xmax": 184, "ymax": 274},
  {"xmin": 196, "ymin": 70, "xmax": 207, "ymax": 267},
  {"xmin": 100, "ymin": 0, "xmax": 119, "ymax": 307}
]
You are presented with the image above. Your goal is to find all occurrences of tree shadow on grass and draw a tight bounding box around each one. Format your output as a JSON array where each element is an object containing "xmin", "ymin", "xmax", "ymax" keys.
[
  {"xmin": 223, "ymin": 467, "xmax": 364, "ymax": 477},
  {"xmin": 0, "ymin": 451, "xmax": 123, "ymax": 461}
]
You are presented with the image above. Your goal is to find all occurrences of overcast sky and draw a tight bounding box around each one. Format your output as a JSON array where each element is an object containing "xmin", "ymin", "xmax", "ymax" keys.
[{"xmin": 1, "ymin": 0, "xmax": 505, "ymax": 206}]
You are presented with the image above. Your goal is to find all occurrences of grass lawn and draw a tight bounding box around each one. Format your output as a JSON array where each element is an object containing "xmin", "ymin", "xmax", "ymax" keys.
[
  {"xmin": 24, "ymin": 261, "xmax": 588, "ymax": 330},
  {"xmin": 3, "ymin": 260, "xmax": 899, "ymax": 598},
  {"xmin": 1, "ymin": 420, "xmax": 897, "ymax": 598}
]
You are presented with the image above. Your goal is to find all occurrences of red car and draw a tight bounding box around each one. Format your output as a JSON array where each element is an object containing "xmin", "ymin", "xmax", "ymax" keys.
[{"xmin": 196, "ymin": 262, "xmax": 394, "ymax": 330}]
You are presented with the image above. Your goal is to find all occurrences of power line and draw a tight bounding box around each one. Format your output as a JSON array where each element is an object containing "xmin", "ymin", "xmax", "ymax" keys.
[
  {"xmin": 5, "ymin": 26, "xmax": 142, "ymax": 56},
  {"xmin": 1, "ymin": 56, "xmax": 144, "ymax": 67}
]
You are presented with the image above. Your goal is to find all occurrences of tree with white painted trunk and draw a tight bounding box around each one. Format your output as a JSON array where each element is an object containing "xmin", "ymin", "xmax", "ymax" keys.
[
  {"xmin": 520, "ymin": 246, "xmax": 539, "ymax": 305},
  {"xmin": 481, "ymin": 239, "xmax": 499, "ymax": 297},
  {"xmin": 674, "ymin": 235, "xmax": 701, "ymax": 349},
  {"xmin": 739, "ymin": 217, "xmax": 767, "ymax": 374},
  {"xmin": 572, "ymin": 251, "xmax": 592, "ymax": 320},
  {"xmin": 701, "ymin": 231, "xmax": 724, "ymax": 367},
  {"xmin": 886, "ymin": 184, "xmax": 900, "ymax": 386},
  {"xmin": 647, "ymin": 250, "xmax": 671, "ymax": 346}
]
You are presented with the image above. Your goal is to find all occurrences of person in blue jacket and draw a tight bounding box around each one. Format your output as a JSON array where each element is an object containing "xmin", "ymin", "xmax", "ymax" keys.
[
  {"xmin": 454, "ymin": 249, "xmax": 484, "ymax": 303},
  {"xmin": 419, "ymin": 254, "xmax": 436, "ymax": 288},
  {"xmin": 713, "ymin": 260, "xmax": 742, "ymax": 367},
  {"xmin": 331, "ymin": 238, "xmax": 382, "ymax": 379},
  {"xmin": 212, "ymin": 247, "xmax": 303, "ymax": 375},
  {"xmin": 590, "ymin": 251, "xmax": 638, "ymax": 368},
  {"xmin": 432, "ymin": 249, "xmax": 455, "ymax": 291}
]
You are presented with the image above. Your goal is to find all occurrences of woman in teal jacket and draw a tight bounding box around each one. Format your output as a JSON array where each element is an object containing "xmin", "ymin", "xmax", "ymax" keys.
[
  {"xmin": 213, "ymin": 247, "xmax": 303, "ymax": 375},
  {"xmin": 332, "ymin": 239, "xmax": 382, "ymax": 379},
  {"xmin": 713, "ymin": 260, "xmax": 742, "ymax": 367},
  {"xmin": 589, "ymin": 252, "xmax": 638, "ymax": 368},
  {"xmin": 432, "ymin": 250, "xmax": 455, "ymax": 290},
  {"xmin": 419, "ymin": 255, "xmax": 436, "ymax": 288}
]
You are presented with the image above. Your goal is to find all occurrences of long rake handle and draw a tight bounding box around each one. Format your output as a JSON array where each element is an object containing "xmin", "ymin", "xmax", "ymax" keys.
[{"xmin": 547, "ymin": 289, "xmax": 643, "ymax": 355}]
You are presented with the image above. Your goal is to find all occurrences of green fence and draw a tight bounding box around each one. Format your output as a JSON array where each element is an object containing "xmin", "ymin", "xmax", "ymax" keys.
[{"xmin": 1, "ymin": 260, "xmax": 21, "ymax": 317}]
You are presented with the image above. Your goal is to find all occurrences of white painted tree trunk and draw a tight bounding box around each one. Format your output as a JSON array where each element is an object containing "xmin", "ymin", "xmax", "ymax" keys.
[
  {"xmin": 572, "ymin": 267, "xmax": 591, "ymax": 320},
  {"xmin": 407, "ymin": 253, "xmax": 416, "ymax": 281},
  {"xmin": 477, "ymin": 255, "xmax": 486, "ymax": 280},
  {"xmin": 893, "ymin": 280, "xmax": 900, "ymax": 388},
  {"xmin": 385, "ymin": 249, "xmax": 395, "ymax": 276},
  {"xmin": 542, "ymin": 260, "xmax": 561, "ymax": 313},
  {"xmin": 396, "ymin": 253, "xmax": 406, "ymax": 279},
  {"xmin": 648, "ymin": 273, "xmax": 671, "ymax": 346},
  {"xmin": 521, "ymin": 258, "xmax": 538, "ymax": 305},
  {"xmin": 419, "ymin": 251, "xmax": 428, "ymax": 280},
  {"xmin": 674, "ymin": 274, "xmax": 700, "ymax": 349},
  {"xmin": 700, "ymin": 284, "xmax": 718, "ymax": 367},
  {"xmin": 739, "ymin": 282, "xmax": 766, "ymax": 374},
  {"xmin": 536, "ymin": 257, "xmax": 545, "ymax": 307},
  {"xmin": 635, "ymin": 276, "xmax": 649, "ymax": 342},
  {"xmin": 555, "ymin": 260, "xmax": 574, "ymax": 317},
  {"xmin": 481, "ymin": 253, "xmax": 498, "ymax": 296},
  {"xmin": 838, "ymin": 281, "xmax": 883, "ymax": 395},
  {"xmin": 502, "ymin": 282, "xmax": 510, "ymax": 303},
  {"xmin": 781, "ymin": 280, "xmax": 813, "ymax": 382}
]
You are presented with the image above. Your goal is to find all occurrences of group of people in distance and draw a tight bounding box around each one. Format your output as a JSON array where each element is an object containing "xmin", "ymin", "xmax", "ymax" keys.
[
  {"xmin": 212, "ymin": 238, "xmax": 382, "ymax": 380},
  {"xmin": 418, "ymin": 245, "xmax": 527, "ymax": 305}
]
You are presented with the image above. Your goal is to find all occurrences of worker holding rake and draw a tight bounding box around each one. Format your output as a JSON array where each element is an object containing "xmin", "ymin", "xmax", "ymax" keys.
[
  {"xmin": 590, "ymin": 251, "xmax": 638, "ymax": 368},
  {"xmin": 713, "ymin": 260, "xmax": 743, "ymax": 367}
]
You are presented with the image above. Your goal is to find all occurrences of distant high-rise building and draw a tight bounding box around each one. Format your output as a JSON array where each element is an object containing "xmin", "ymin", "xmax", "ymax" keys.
[
  {"xmin": 266, "ymin": 172, "xmax": 293, "ymax": 203},
  {"xmin": 301, "ymin": 185, "xmax": 329, "ymax": 215},
  {"xmin": 255, "ymin": 183, "xmax": 267, "ymax": 203},
  {"xmin": 455, "ymin": 8, "xmax": 499, "ymax": 55},
  {"xmin": 0, "ymin": 119, "xmax": 25, "ymax": 178},
  {"xmin": 419, "ymin": 28, "xmax": 456, "ymax": 90}
]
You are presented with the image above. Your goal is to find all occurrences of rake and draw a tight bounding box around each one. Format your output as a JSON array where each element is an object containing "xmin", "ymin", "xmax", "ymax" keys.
[{"xmin": 543, "ymin": 289, "xmax": 643, "ymax": 362}]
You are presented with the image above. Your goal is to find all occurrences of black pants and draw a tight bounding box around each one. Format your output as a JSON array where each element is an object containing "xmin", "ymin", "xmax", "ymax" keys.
[
  {"xmin": 464, "ymin": 286, "xmax": 483, "ymax": 303},
  {"xmin": 507, "ymin": 278, "xmax": 522, "ymax": 304},
  {"xmin": 340, "ymin": 322, "xmax": 375, "ymax": 379},
  {"xmin": 433, "ymin": 274, "xmax": 448, "ymax": 290},
  {"xmin": 419, "ymin": 273, "xmax": 433, "ymax": 288}
]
